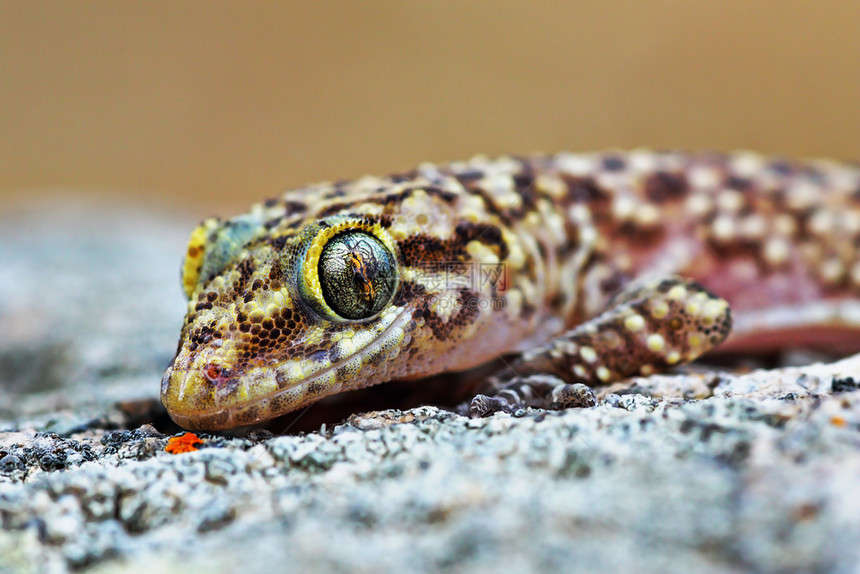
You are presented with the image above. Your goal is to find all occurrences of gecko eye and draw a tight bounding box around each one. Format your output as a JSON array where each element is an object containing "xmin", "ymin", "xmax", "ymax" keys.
[{"xmin": 318, "ymin": 231, "xmax": 397, "ymax": 320}]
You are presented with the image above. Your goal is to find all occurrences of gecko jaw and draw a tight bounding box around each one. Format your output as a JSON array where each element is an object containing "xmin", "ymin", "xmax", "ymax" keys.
[{"xmin": 161, "ymin": 307, "xmax": 415, "ymax": 431}]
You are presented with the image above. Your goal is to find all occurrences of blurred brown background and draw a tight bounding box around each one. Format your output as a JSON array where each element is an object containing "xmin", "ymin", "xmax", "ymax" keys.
[{"xmin": 1, "ymin": 1, "xmax": 858, "ymax": 215}]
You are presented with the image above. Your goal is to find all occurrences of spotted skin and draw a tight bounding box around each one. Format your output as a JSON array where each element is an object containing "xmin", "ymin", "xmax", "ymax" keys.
[
  {"xmin": 162, "ymin": 151, "xmax": 860, "ymax": 430},
  {"xmin": 468, "ymin": 275, "xmax": 731, "ymax": 416}
]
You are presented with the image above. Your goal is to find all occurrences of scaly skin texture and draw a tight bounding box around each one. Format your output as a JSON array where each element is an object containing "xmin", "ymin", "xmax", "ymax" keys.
[{"xmin": 162, "ymin": 151, "xmax": 860, "ymax": 430}]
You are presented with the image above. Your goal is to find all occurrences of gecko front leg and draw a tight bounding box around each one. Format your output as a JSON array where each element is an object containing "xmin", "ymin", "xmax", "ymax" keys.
[{"xmin": 469, "ymin": 276, "xmax": 732, "ymax": 417}]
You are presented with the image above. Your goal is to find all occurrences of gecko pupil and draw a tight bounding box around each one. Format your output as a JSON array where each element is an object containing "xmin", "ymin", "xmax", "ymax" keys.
[{"xmin": 318, "ymin": 231, "xmax": 396, "ymax": 320}]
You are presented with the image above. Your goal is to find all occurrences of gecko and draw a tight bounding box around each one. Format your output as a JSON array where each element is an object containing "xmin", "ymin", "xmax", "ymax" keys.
[{"xmin": 161, "ymin": 151, "xmax": 860, "ymax": 431}]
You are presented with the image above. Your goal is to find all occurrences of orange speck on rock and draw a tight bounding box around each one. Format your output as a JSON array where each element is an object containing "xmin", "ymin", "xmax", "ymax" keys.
[
  {"xmin": 830, "ymin": 416, "xmax": 846, "ymax": 427},
  {"xmin": 165, "ymin": 432, "xmax": 203, "ymax": 454}
]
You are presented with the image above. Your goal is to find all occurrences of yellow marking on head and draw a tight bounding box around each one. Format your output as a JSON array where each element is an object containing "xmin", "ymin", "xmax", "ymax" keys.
[
  {"xmin": 573, "ymin": 365, "xmax": 588, "ymax": 378},
  {"xmin": 596, "ymin": 366, "xmax": 611, "ymax": 382},
  {"xmin": 639, "ymin": 364, "xmax": 655, "ymax": 376},
  {"xmin": 181, "ymin": 218, "xmax": 221, "ymax": 299},
  {"xmin": 665, "ymin": 350, "xmax": 681, "ymax": 365}
]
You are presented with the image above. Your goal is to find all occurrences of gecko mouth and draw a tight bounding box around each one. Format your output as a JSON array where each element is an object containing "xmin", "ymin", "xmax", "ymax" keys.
[{"xmin": 162, "ymin": 308, "xmax": 414, "ymax": 431}]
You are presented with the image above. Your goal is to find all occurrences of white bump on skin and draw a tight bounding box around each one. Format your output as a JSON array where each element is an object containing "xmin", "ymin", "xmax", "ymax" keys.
[
  {"xmin": 841, "ymin": 211, "xmax": 860, "ymax": 235},
  {"xmin": 596, "ymin": 366, "xmax": 612, "ymax": 382},
  {"xmin": 535, "ymin": 174, "xmax": 566, "ymax": 199},
  {"xmin": 829, "ymin": 164, "xmax": 860, "ymax": 193},
  {"xmin": 650, "ymin": 300, "xmax": 670, "ymax": 319},
  {"xmin": 615, "ymin": 253, "xmax": 633, "ymax": 272},
  {"xmin": 688, "ymin": 166, "xmax": 721, "ymax": 189},
  {"xmin": 629, "ymin": 150, "xmax": 658, "ymax": 172},
  {"xmin": 716, "ymin": 189, "xmax": 745, "ymax": 212},
  {"xmin": 573, "ymin": 365, "xmax": 588, "ymax": 378},
  {"xmin": 851, "ymin": 262, "xmax": 860, "ymax": 286},
  {"xmin": 820, "ymin": 258, "xmax": 845, "ymax": 284},
  {"xmin": 538, "ymin": 199, "xmax": 568, "ymax": 245},
  {"xmin": 338, "ymin": 338, "xmax": 357, "ymax": 357},
  {"xmin": 612, "ymin": 195, "xmax": 637, "ymax": 220},
  {"xmin": 596, "ymin": 172, "xmax": 629, "ymax": 191},
  {"xmin": 808, "ymin": 210, "xmax": 834, "ymax": 236},
  {"xmin": 579, "ymin": 346, "xmax": 598, "ymax": 363},
  {"xmin": 703, "ymin": 300, "xmax": 727, "ymax": 321},
  {"xmin": 739, "ymin": 214, "xmax": 767, "ymax": 240},
  {"xmin": 666, "ymin": 285, "xmax": 688, "ymax": 300},
  {"xmin": 624, "ymin": 314, "xmax": 646, "ymax": 332},
  {"xmin": 763, "ymin": 237, "xmax": 791, "ymax": 267},
  {"xmin": 646, "ymin": 333, "xmax": 666, "ymax": 352},
  {"xmin": 579, "ymin": 225, "xmax": 597, "ymax": 246},
  {"xmin": 685, "ymin": 193, "xmax": 714, "ymax": 217},
  {"xmin": 599, "ymin": 329, "xmax": 623, "ymax": 349},
  {"xmin": 774, "ymin": 214, "xmax": 798, "ymax": 237},
  {"xmin": 786, "ymin": 181, "xmax": 820, "ymax": 211},
  {"xmin": 563, "ymin": 341, "xmax": 580, "ymax": 355},
  {"xmin": 568, "ymin": 204, "xmax": 593, "ymax": 224},
  {"xmin": 665, "ymin": 350, "xmax": 681, "ymax": 365},
  {"xmin": 635, "ymin": 204, "xmax": 661, "ymax": 227},
  {"xmin": 487, "ymin": 175, "xmax": 521, "ymax": 210},
  {"xmin": 505, "ymin": 289, "xmax": 523, "ymax": 318},
  {"xmin": 467, "ymin": 241, "xmax": 500, "ymax": 266},
  {"xmin": 711, "ymin": 215, "xmax": 737, "ymax": 242},
  {"xmin": 731, "ymin": 152, "xmax": 765, "ymax": 177},
  {"xmin": 685, "ymin": 300, "xmax": 701, "ymax": 316},
  {"xmin": 556, "ymin": 153, "xmax": 595, "ymax": 176}
]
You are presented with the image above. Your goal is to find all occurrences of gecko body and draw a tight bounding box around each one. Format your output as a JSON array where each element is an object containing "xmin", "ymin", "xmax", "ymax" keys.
[{"xmin": 162, "ymin": 151, "xmax": 860, "ymax": 430}]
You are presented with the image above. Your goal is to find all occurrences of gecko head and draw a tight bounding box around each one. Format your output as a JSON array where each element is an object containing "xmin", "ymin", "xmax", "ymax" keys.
[{"xmin": 161, "ymin": 212, "xmax": 428, "ymax": 431}]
